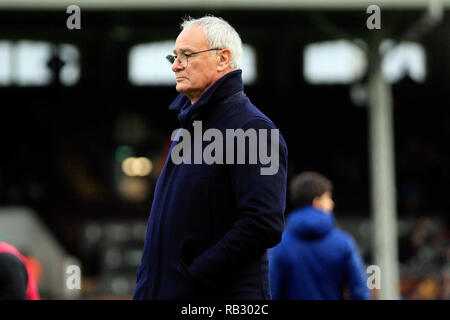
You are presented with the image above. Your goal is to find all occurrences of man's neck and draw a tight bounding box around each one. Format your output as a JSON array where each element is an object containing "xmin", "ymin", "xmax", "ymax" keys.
[{"xmin": 188, "ymin": 69, "xmax": 234, "ymax": 105}]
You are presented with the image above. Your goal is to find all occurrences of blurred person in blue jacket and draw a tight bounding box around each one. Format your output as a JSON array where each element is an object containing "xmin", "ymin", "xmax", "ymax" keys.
[{"xmin": 269, "ymin": 171, "xmax": 369, "ymax": 300}]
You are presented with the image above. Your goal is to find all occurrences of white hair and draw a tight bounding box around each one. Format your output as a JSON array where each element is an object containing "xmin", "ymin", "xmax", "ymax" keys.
[{"xmin": 180, "ymin": 15, "xmax": 243, "ymax": 69}]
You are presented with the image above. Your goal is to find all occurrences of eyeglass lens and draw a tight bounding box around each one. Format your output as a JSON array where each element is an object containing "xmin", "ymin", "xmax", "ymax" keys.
[{"xmin": 166, "ymin": 54, "xmax": 188, "ymax": 66}]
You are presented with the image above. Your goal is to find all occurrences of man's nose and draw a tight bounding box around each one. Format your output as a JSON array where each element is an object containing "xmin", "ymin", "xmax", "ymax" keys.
[{"xmin": 172, "ymin": 59, "xmax": 184, "ymax": 72}]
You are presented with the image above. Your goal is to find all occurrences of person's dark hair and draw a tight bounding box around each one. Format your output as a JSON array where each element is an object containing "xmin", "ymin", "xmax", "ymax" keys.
[{"xmin": 290, "ymin": 171, "xmax": 333, "ymax": 208}]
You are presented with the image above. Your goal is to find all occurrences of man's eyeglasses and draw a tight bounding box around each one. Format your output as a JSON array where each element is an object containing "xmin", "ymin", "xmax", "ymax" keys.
[{"xmin": 166, "ymin": 48, "xmax": 222, "ymax": 68}]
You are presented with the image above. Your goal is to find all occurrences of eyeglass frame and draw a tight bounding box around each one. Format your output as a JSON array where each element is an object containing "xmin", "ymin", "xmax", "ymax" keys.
[{"xmin": 166, "ymin": 48, "xmax": 223, "ymax": 67}]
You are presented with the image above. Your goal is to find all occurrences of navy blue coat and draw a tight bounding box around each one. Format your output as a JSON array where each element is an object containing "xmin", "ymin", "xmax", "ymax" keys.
[
  {"xmin": 269, "ymin": 206, "xmax": 370, "ymax": 300},
  {"xmin": 134, "ymin": 70, "xmax": 288, "ymax": 300}
]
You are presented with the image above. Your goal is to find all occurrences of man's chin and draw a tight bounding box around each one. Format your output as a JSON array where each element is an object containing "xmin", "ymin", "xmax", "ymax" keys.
[
  {"xmin": 176, "ymin": 84, "xmax": 195, "ymax": 97},
  {"xmin": 175, "ymin": 83, "xmax": 187, "ymax": 93}
]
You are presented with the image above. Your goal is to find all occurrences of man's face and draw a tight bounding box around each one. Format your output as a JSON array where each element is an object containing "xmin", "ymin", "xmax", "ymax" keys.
[
  {"xmin": 312, "ymin": 191, "xmax": 335, "ymax": 214},
  {"xmin": 172, "ymin": 26, "xmax": 220, "ymax": 103}
]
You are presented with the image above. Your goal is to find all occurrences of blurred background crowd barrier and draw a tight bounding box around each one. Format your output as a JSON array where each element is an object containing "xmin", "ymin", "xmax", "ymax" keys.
[{"xmin": 0, "ymin": 0, "xmax": 448, "ymax": 299}]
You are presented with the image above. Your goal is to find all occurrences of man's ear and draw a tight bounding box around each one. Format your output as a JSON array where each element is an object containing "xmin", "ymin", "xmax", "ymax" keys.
[
  {"xmin": 217, "ymin": 49, "xmax": 232, "ymax": 71},
  {"xmin": 311, "ymin": 196, "xmax": 320, "ymax": 209}
]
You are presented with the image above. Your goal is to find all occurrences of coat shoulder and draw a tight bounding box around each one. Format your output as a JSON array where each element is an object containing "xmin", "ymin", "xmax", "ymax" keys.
[{"xmin": 330, "ymin": 229, "xmax": 359, "ymax": 255}]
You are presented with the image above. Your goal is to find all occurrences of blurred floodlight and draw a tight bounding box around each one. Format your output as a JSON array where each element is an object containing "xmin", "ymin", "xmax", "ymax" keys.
[
  {"xmin": 241, "ymin": 44, "xmax": 257, "ymax": 84},
  {"xmin": 381, "ymin": 41, "xmax": 426, "ymax": 83},
  {"xmin": 304, "ymin": 39, "xmax": 425, "ymax": 85},
  {"xmin": 59, "ymin": 43, "xmax": 81, "ymax": 86},
  {"xmin": 118, "ymin": 176, "xmax": 150, "ymax": 202},
  {"xmin": 121, "ymin": 157, "xmax": 153, "ymax": 177},
  {"xmin": 129, "ymin": 40, "xmax": 176, "ymax": 85},
  {"xmin": 0, "ymin": 41, "xmax": 80, "ymax": 86},
  {"xmin": 106, "ymin": 223, "xmax": 130, "ymax": 242},
  {"xmin": 104, "ymin": 248, "xmax": 122, "ymax": 269},
  {"xmin": 124, "ymin": 249, "xmax": 143, "ymax": 267},
  {"xmin": 84, "ymin": 223, "xmax": 103, "ymax": 243},
  {"xmin": 16, "ymin": 41, "xmax": 52, "ymax": 86},
  {"xmin": 304, "ymin": 40, "xmax": 367, "ymax": 84},
  {"xmin": 121, "ymin": 157, "xmax": 134, "ymax": 176},
  {"xmin": 132, "ymin": 222, "xmax": 147, "ymax": 241},
  {"xmin": 111, "ymin": 276, "xmax": 130, "ymax": 295},
  {"xmin": 129, "ymin": 41, "xmax": 256, "ymax": 85}
]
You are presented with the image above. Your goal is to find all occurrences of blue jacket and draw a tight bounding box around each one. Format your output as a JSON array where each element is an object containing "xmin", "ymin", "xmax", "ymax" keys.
[
  {"xmin": 269, "ymin": 206, "xmax": 370, "ymax": 300},
  {"xmin": 134, "ymin": 70, "xmax": 288, "ymax": 300}
]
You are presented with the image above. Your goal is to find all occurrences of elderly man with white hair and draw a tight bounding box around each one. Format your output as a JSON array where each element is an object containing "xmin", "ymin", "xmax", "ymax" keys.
[{"xmin": 134, "ymin": 15, "xmax": 288, "ymax": 300}]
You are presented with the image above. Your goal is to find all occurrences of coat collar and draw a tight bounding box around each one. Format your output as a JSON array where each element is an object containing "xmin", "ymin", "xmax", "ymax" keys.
[{"xmin": 168, "ymin": 69, "xmax": 244, "ymax": 128}]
